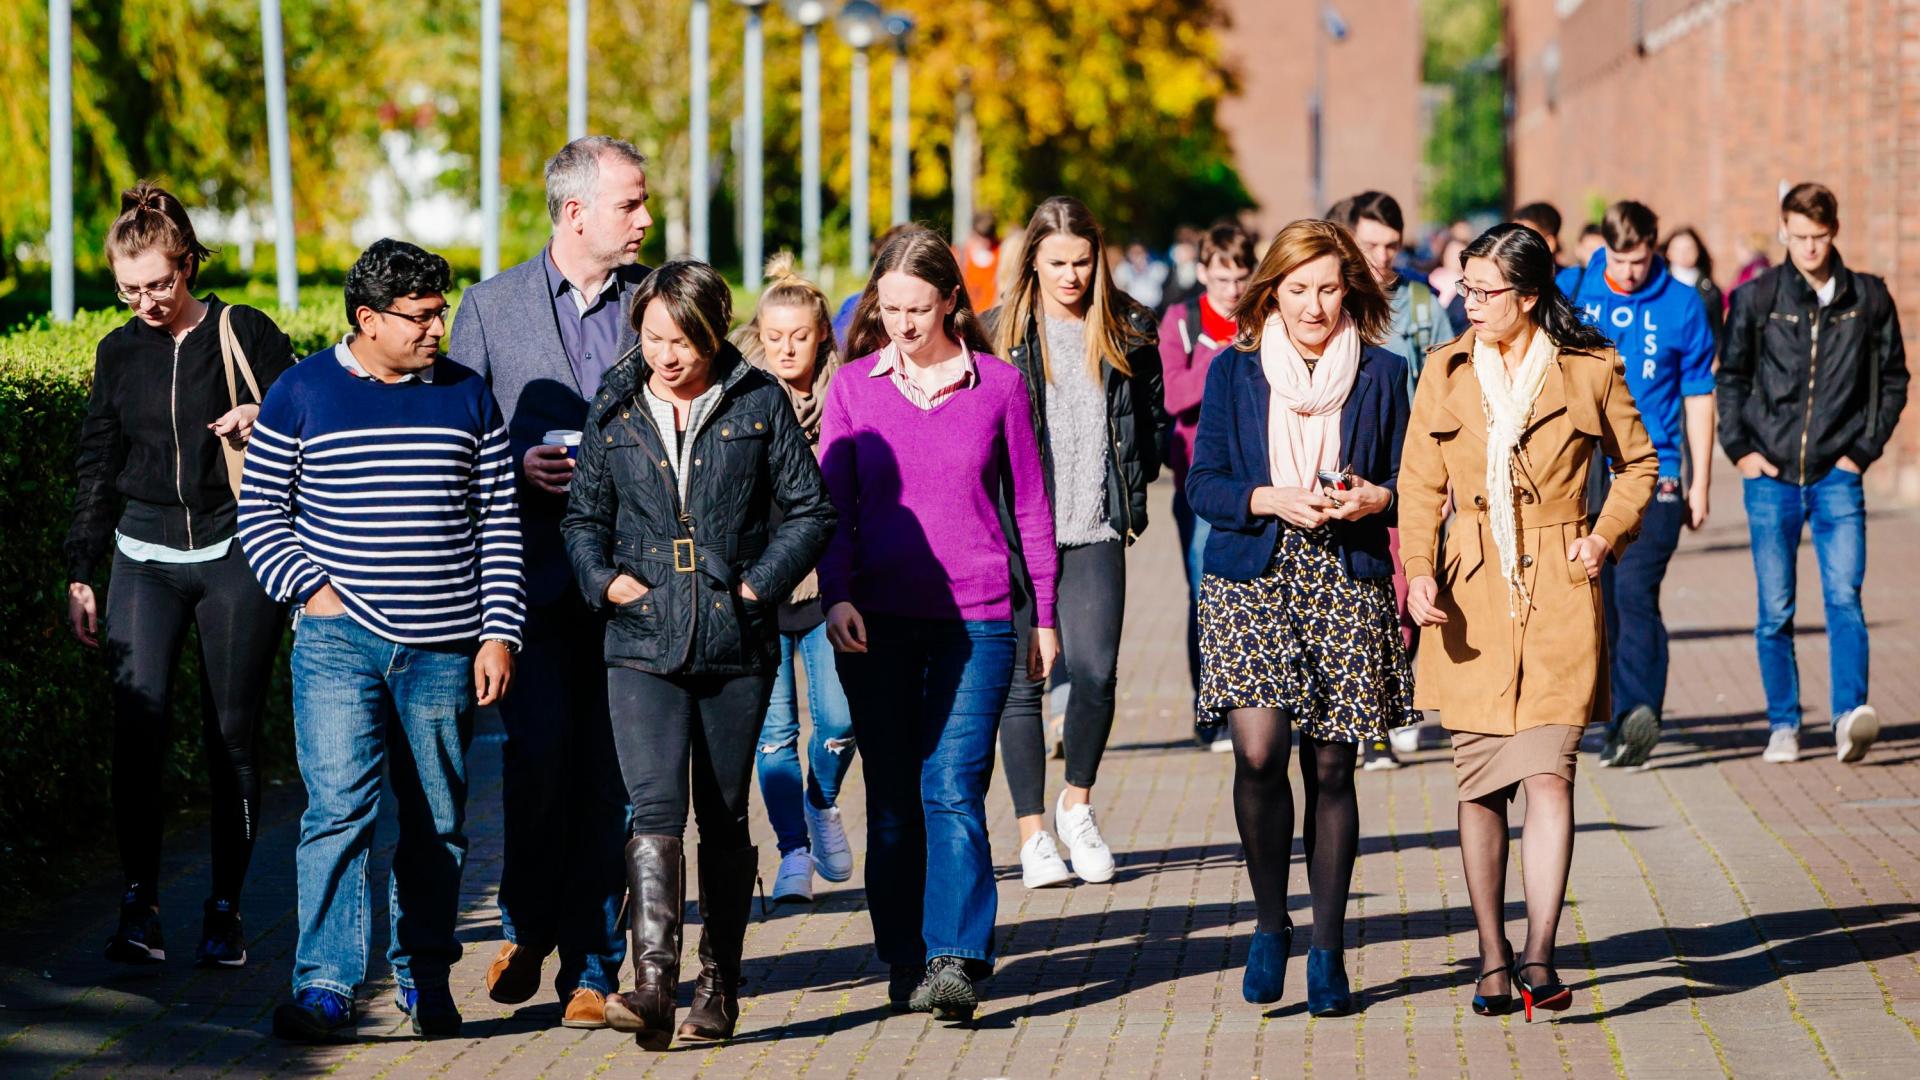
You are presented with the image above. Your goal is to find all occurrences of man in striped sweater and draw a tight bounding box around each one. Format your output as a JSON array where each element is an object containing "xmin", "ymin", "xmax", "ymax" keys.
[{"xmin": 238, "ymin": 239, "xmax": 526, "ymax": 1043}]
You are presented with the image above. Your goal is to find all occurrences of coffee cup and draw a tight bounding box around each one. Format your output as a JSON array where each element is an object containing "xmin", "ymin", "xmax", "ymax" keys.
[{"xmin": 543, "ymin": 430, "xmax": 583, "ymax": 461}]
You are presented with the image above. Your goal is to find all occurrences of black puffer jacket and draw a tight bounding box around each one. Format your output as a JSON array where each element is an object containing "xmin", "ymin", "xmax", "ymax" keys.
[
  {"xmin": 561, "ymin": 345, "xmax": 835, "ymax": 675},
  {"xmin": 991, "ymin": 300, "xmax": 1170, "ymax": 543},
  {"xmin": 1718, "ymin": 253, "xmax": 1910, "ymax": 485}
]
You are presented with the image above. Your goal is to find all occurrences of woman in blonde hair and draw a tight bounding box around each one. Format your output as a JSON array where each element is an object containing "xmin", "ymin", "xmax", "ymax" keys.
[
  {"xmin": 986, "ymin": 196, "xmax": 1168, "ymax": 890},
  {"xmin": 731, "ymin": 254, "xmax": 858, "ymax": 905},
  {"xmin": 1187, "ymin": 219, "xmax": 1414, "ymax": 1014}
]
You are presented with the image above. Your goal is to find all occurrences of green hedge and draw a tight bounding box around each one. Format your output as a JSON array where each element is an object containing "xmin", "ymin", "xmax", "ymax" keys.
[{"xmin": 0, "ymin": 289, "xmax": 379, "ymax": 904}]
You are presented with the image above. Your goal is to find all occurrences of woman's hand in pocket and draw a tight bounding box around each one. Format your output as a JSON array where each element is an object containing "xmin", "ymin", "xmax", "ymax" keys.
[{"xmin": 606, "ymin": 574, "xmax": 649, "ymax": 606}]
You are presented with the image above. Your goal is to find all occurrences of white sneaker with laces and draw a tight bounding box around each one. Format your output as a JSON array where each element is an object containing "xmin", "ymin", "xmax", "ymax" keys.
[
  {"xmin": 1019, "ymin": 831, "xmax": 1073, "ymax": 889},
  {"xmin": 1835, "ymin": 705, "xmax": 1880, "ymax": 764},
  {"xmin": 1763, "ymin": 727, "xmax": 1800, "ymax": 764},
  {"xmin": 805, "ymin": 802, "xmax": 854, "ymax": 883},
  {"xmin": 771, "ymin": 849, "xmax": 814, "ymax": 903},
  {"xmin": 1054, "ymin": 792, "xmax": 1116, "ymax": 884}
]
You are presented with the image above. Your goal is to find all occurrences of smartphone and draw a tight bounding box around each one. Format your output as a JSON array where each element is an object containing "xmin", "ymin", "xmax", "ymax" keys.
[{"xmin": 1316, "ymin": 469, "xmax": 1351, "ymax": 493}]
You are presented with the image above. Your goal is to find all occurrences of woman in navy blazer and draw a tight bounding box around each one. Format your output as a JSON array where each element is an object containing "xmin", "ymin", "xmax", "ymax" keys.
[{"xmin": 1187, "ymin": 220, "xmax": 1415, "ymax": 1016}]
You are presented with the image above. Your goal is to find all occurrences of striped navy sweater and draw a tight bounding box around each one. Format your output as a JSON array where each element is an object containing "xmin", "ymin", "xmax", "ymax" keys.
[{"xmin": 238, "ymin": 344, "xmax": 526, "ymax": 647}]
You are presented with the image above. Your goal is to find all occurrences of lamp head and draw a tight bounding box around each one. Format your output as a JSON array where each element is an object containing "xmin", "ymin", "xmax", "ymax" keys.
[
  {"xmin": 781, "ymin": 0, "xmax": 830, "ymax": 27},
  {"xmin": 836, "ymin": 0, "xmax": 883, "ymax": 48}
]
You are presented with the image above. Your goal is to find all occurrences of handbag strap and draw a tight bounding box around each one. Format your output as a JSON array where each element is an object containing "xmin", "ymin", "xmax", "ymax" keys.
[{"xmin": 218, "ymin": 306, "xmax": 262, "ymax": 406}]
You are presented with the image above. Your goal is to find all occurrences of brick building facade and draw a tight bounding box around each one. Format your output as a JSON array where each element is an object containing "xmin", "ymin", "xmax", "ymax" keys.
[
  {"xmin": 1508, "ymin": 0, "xmax": 1920, "ymax": 498},
  {"xmin": 1216, "ymin": 0, "xmax": 1425, "ymax": 240}
]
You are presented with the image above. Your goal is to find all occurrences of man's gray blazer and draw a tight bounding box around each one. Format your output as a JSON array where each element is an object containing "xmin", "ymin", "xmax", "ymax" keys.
[{"xmin": 448, "ymin": 253, "xmax": 650, "ymax": 607}]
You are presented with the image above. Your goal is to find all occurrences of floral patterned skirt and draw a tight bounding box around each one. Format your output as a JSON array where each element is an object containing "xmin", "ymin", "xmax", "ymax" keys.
[{"xmin": 1198, "ymin": 526, "xmax": 1418, "ymax": 744}]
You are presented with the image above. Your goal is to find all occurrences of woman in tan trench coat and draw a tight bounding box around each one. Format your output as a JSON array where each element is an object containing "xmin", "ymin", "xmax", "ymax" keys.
[{"xmin": 1400, "ymin": 224, "xmax": 1657, "ymax": 1022}]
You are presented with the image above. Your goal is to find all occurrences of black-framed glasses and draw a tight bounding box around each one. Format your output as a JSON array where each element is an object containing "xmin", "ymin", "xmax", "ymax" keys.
[
  {"xmin": 1462, "ymin": 285, "xmax": 1518, "ymax": 305},
  {"xmin": 115, "ymin": 270, "xmax": 180, "ymax": 306},
  {"xmin": 377, "ymin": 306, "xmax": 448, "ymax": 329}
]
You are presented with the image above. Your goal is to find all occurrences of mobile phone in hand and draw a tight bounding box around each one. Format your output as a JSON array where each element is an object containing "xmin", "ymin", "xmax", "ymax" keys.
[{"xmin": 1316, "ymin": 469, "xmax": 1351, "ymax": 494}]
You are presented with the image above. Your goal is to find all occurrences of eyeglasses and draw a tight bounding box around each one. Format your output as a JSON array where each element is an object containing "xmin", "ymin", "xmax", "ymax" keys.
[
  {"xmin": 1462, "ymin": 285, "xmax": 1518, "ymax": 305},
  {"xmin": 377, "ymin": 306, "xmax": 449, "ymax": 330},
  {"xmin": 115, "ymin": 271, "xmax": 180, "ymax": 306}
]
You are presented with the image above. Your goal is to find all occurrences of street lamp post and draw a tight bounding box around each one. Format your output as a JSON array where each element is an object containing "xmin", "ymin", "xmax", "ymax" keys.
[
  {"xmin": 1310, "ymin": 4, "xmax": 1349, "ymax": 217},
  {"xmin": 262, "ymin": 0, "xmax": 300, "ymax": 306},
  {"xmin": 837, "ymin": 2, "xmax": 883, "ymax": 276},
  {"xmin": 951, "ymin": 71, "xmax": 974, "ymax": 246},
  {"xmin": 567, "ymin": 0, "xmax": 588, "ymax": 140},
  {"xmin": 885, "ymin": 13, "xmax": 913, "ymax": 228},
  {"xmin": 689, "ymin": 0, "xmax": 711, "ymax": 262},
  {"xmin": 49, "ymin": 0, "xmax": 73, "ymax": 321},
  {"xmin": 783, "ymin": 2, "xmax": 831, "ymax": 278},
  {"xmin": 739, "ymin": 1, "xmax": 770, "ymax": 287}
]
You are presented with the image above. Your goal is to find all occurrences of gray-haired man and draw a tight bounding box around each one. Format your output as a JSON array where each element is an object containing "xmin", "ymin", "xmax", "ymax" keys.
[{"xmin": 448, "ymin": 136, "xmax": 653, "ymax": 1029}]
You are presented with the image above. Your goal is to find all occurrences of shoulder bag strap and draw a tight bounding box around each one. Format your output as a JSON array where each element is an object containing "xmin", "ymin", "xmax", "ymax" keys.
[{"xmin": 217, "ymin": 307, "xmax": 262, "ymax": 500}]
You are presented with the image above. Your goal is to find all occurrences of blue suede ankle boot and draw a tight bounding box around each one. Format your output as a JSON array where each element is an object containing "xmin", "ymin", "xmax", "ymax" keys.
[
  {"xmin": 1241, "ymin": 923, "xmax": 1292, "ymax": 1004},
  {"xmin": 1306, "ymin": 947, "xmax": 1352, "ymax": 1016}
]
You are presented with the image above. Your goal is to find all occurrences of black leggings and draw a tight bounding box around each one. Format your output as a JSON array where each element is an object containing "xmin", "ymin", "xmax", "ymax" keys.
[
  {"xmin": 104, "ymin": 546, "xmax": 286, "ymax": 908},
  {"xmin": 1229, "ymin": 710, "xmax": 1360, "ymax": 949},
  {"xmin": 607, "ymin": 667, "xmax": 773, "ymax": 848},
  {"xmin": 999, "ymin": 540, "xmax": 1126, "ymax": 818}
]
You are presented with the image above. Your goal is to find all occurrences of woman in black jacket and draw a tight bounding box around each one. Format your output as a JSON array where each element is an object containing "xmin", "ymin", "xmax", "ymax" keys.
[
  {"xmin": 1662, "ymin": 226, "xmax": 1725, "ymax": 351},
  {"xmin": 63, "ymin": 183, "xmax": 295, "ymax": 969},
  {"xmin": 561, "ymin": 261, "xmax": 834, "ymax": 1050},
  {"xmin": 987, "ymin": 196, "xmax": 1169, "ymax": 890}
]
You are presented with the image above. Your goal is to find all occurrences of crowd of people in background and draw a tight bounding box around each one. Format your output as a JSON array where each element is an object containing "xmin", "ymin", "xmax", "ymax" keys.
[{"xmin": 62, "ymin": 132, "xmax": 1907, "ymax": 1047}]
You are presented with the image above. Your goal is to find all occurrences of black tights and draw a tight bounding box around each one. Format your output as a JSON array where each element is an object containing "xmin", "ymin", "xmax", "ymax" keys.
[
  {"xmin": 1229, "ymin": 709, "xmax": 1359, "ymax": 949},
  {"xmin": 1457, "ymin": 774, "xmax": 1575, "ymax": 992}
]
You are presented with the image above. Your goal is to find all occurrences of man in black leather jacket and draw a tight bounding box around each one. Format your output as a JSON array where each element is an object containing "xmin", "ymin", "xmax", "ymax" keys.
[{"xmin": 1717, "ymin": 182, "xmax": 1909, "ymax": 766}]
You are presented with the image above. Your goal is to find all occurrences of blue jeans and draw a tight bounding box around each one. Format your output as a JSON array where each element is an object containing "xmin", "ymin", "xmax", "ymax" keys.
[
  {"xmin": 289, "ymin": 613, "xmax": 475, "ymax": 999},
  {"xmin": 495, "ymin": 595, "xmax": 627, "ymax": 998},
  {"xmin": 756, "ymin": 622, "xmax": 857, "ymax": 855},
  {"xmin": 836, "ymin": 616, "xmax": 1014, "ymax": 972},
  {"xmin": 1172, "ymin": 485, "xmax": 1212, "ymax": 695},
  {"xmin": 1602, "ymin": 477, "xmax": 1686, "ymax": 724},
  {"xmin": 1743, "ymin": 470, "xmax": 1870, "ymax": 732}
]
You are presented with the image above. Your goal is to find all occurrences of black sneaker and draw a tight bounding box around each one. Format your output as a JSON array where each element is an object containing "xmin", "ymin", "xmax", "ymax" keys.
[
  {"xmin": 887, "ymin": 963, "xmax": 921, "ymax": 1013},
  {"xmin": 908, "ymin": 955, "xmax": 977, "ymax": 1022},
  {"xmin": 195, "ymin": 898, "xmax": 247, "ymax": 968},
  {"xmin": 272, "ymin": 986, "xmax": 355, "ymax": 1043},
  {"xmin": 395, "ymin": 984, "xmax": 463, "ymax": 1038},
  {"xmin": 104, "ymin": 889, "xmax": 165, "ymax": 964},
  {"xmin": 1361, "ymin": 738, "xmax": 1402, "ymax": 771},
  {"xmin": 1612, "ymin": 705, "xmax": 1660, "ymax": 769},
  {"xmin": 1595, "ymin": 725, "xmax": 1624, "ymax": 767}
]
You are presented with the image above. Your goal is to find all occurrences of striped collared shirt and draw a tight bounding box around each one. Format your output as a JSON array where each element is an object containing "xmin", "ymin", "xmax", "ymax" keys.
[{"xmin": 868, "ymin": 342, "xmax": 979, "ymax": 411}]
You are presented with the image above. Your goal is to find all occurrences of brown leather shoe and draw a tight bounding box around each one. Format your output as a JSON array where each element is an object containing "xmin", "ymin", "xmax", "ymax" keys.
[
  {"xmin": 485, "ymin": 942, "xmax": 549, "ymax": 1005},
  {"xmin": 561, "ymin": 987, "xmax": 608, "ymax": 1029}
]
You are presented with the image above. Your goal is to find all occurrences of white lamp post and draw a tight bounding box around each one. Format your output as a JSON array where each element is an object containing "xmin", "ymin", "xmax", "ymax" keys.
[
  {"xmin": 782, "ymin": 2, "xmax": 833, "ymax": 277},
  {"xmin": 884, "ymin": 12, "xmax": 913, "ymax": 228},
  {"xmin": 837, "ymin": 1, "xmax": 883, "ymax": 276},
  {"xmin": 738, "ymin": 1, "xmax": 770, "ymax": 286}
]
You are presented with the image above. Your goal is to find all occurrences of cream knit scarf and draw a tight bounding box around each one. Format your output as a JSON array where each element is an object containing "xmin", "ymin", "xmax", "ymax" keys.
[
  {"xmin": 1260, "ymin": 313, "xmax": 1361, "ymax": 491},
  {"xmin": 1471, "ymin": 326, "xmax": 1556, "ymax": 613}
]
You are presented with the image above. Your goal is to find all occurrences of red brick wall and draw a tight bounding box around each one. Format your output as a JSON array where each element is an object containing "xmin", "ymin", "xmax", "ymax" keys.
[
  {"xmin": 1215, "ymin": 0, "xmax": 1425, "ymax": 239},
  {"xmin": 1509, "ymin": 0, "xmax": 1920, "ymax": 500}
]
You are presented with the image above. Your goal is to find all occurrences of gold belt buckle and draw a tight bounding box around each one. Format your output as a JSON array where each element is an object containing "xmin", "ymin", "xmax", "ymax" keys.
[{"xmin": 673, "ymin": 538, "xmax": 696, "ymax": 573}]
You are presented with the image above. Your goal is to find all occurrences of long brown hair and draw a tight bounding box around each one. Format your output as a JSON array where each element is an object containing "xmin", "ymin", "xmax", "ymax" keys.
[
  {"xmin": 106, "ymin": 181, "xmax": 215, "ymax": 286},
  {"xmin": 844, "ymin": 227, "xmax": 992, "ymax": 362},
  {"xmin": 992, "ymin": 197, "xmax": 1145, "ymax": 382},
  {"xmin": 1231, "ymin": 219, "xmax": 1390, "ymax": 350}
]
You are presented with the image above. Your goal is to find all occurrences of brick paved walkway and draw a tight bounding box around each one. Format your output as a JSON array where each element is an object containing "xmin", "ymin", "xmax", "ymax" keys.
[{"xmin": 5, "ymin": 467, "xmax": 1919, "ymax": 1078}]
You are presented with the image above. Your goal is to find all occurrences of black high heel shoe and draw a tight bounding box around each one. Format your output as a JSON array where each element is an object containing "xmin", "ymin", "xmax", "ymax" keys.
[
  {"xmin": 1471, "ymin": 967, "xmax": 1515, "ymax": 1016},
  {"xmin": 1513, "ymin": 962, "xmax": 1572, "ymax": 1022}
]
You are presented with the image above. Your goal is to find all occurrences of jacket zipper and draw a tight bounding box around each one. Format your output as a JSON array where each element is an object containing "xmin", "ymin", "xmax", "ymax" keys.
[
  {"xmin": 632, "ymin": 382, "xmax": 730, "ymax": 666},
  {"xmin": 170, "ymin": 335, "xmax": 194, "ymax": 548},
  {"xmin": 1800, "ymin": 304, "xmax": 1822, "ymax": 483},
  {"xmin": 1104, "ymin": 369, "xmax": 1135, "ymax": 542}
]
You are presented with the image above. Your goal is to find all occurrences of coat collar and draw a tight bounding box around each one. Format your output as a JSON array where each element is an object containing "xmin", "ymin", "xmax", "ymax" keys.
[
  {"xmin": 1430, "ymin": 327, "xmax": 1590, "ymax": 447},
  {"xmin": 502, "ymin": 254, "xmax": 648, "ymax": 396},
  {"xmin": 594, "ymin": 341, "xmax": 754, "ymax": 427}
]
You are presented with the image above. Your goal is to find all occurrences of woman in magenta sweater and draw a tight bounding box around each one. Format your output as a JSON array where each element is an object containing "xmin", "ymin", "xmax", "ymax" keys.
[{"xmin": 820, "ymin": 228, "xmax": 1059, "ymax": 1022}]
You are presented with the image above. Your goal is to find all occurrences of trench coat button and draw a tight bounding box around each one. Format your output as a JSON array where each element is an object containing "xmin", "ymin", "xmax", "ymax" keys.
[
  {"xmin": 1520, "ymin": 554, "xmax": 1534, "ymax": 568},
  {"xmin": 1473, "ymin": 495, "xmax": 1487, "ymax": 509},
  {"xmin": 1522, "ymin": 491, "xmax": 1536, "ymax": 504}
]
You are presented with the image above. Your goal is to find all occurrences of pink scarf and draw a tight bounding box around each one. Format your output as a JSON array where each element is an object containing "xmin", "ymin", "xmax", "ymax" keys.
[{"xmin": 1260, "ymin": 313, "xmax": 1361, "ymax": 490}]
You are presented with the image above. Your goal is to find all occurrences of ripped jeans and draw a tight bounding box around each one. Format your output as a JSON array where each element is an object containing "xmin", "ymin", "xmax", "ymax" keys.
[{"xmin": 755, "ymin": 622, "xmax": 857, "ymax": 855}]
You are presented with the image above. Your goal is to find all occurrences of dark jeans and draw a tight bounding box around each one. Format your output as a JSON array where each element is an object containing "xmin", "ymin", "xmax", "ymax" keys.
[
  {"xmin": 495, "ymin": 593, "xmax": 628, "ymax": 998},
  {"xmin": 1743, "ymin": 470, "xmax": 1870, "ymax": 731},
  {"xmin": 1000, "ymin": 540, "xmax": 1126, "ymax": 817},
  {"xmin": 1171, "ymin": 486, "xmax": 1211, "ymax": 695},
  {"xmin": 1602, "ymin": 478, "xmax": 1686, "ymax": 725},
  {"xmin": 606, "ymin": 668, "xmax": 773, "ymax": 849},
  {"xmin": 838, "ymin": 616, "xmax": 1015, "ymax": 971},
  {"xmin": 103, "ymin": 545, "xmax": 285, "ymax": 907}
]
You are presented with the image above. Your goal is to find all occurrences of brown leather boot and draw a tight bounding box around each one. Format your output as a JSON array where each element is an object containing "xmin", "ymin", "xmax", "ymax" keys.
[
  {"xmin": 678, "ymin": 845, "xmax": 759, "ymax": 1043},
  {"xmin": 602, "ymin": 835, "xmax": 683, "ymax": 1051}
]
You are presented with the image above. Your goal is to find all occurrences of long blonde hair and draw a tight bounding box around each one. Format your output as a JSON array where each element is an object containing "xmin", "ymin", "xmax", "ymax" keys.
[
  {"xmin": 734, "ymin": 251, "xmax": 841, "ymax": 389},
  {"xmin": 993, "ymin": 196, "xmax": 1144, "ymax": 383}
]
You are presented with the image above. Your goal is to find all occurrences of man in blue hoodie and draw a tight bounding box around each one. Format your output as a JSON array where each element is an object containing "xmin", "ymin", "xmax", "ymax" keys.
[{"xmin": 1557, "ymin": 200, "xmax": 1717, "ymax": 769}]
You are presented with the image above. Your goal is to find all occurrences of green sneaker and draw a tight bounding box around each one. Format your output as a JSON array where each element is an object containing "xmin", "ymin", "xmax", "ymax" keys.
[{"xmin": 1611, "ymin": 705, "xmax": 1660, "ymax": 769}]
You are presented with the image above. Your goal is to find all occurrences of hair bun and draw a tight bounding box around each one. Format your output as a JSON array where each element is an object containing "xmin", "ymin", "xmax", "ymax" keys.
[{"xmin": 762, "ymin": 251, "xmax": 802, "ymax": 286}]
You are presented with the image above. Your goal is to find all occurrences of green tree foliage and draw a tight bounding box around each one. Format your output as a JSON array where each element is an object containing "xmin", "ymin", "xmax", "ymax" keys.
[{"xmin": 1422, "ymin": 0, "xmax": 1504, "ymax": 224}]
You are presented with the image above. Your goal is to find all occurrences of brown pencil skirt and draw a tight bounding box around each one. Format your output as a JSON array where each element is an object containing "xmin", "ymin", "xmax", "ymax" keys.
[{"xmin": 1450, "ymin": 724, "xmax": 1584, "ymax": 802}]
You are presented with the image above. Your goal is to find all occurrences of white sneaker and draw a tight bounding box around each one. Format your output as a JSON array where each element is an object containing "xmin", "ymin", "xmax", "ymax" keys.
[
  {"xmin": 1019, "ymin": 831, "xmax": 1073, "ymax": 889},
  {"xmin": 771, "ymin": 849, "xmax": 814, "ymax": 903},
  {"xmin": 1835, "ymin": 705, "xmax": 1880, "ymax": 764},
  {"xmin": 805, "ymin": 802, "xmax": 854, "ymax": 883},
  {"xmin": 1388, "ymin": 722, "xmax": 1424, "ymax": 756},
  {"xmin": 1053, "ymin": 793, "xmax": 1115, "ymax": 884},
  {"xmin": 1763, "ymin": 727, "xmax": 1801, "ymax": 764}
]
